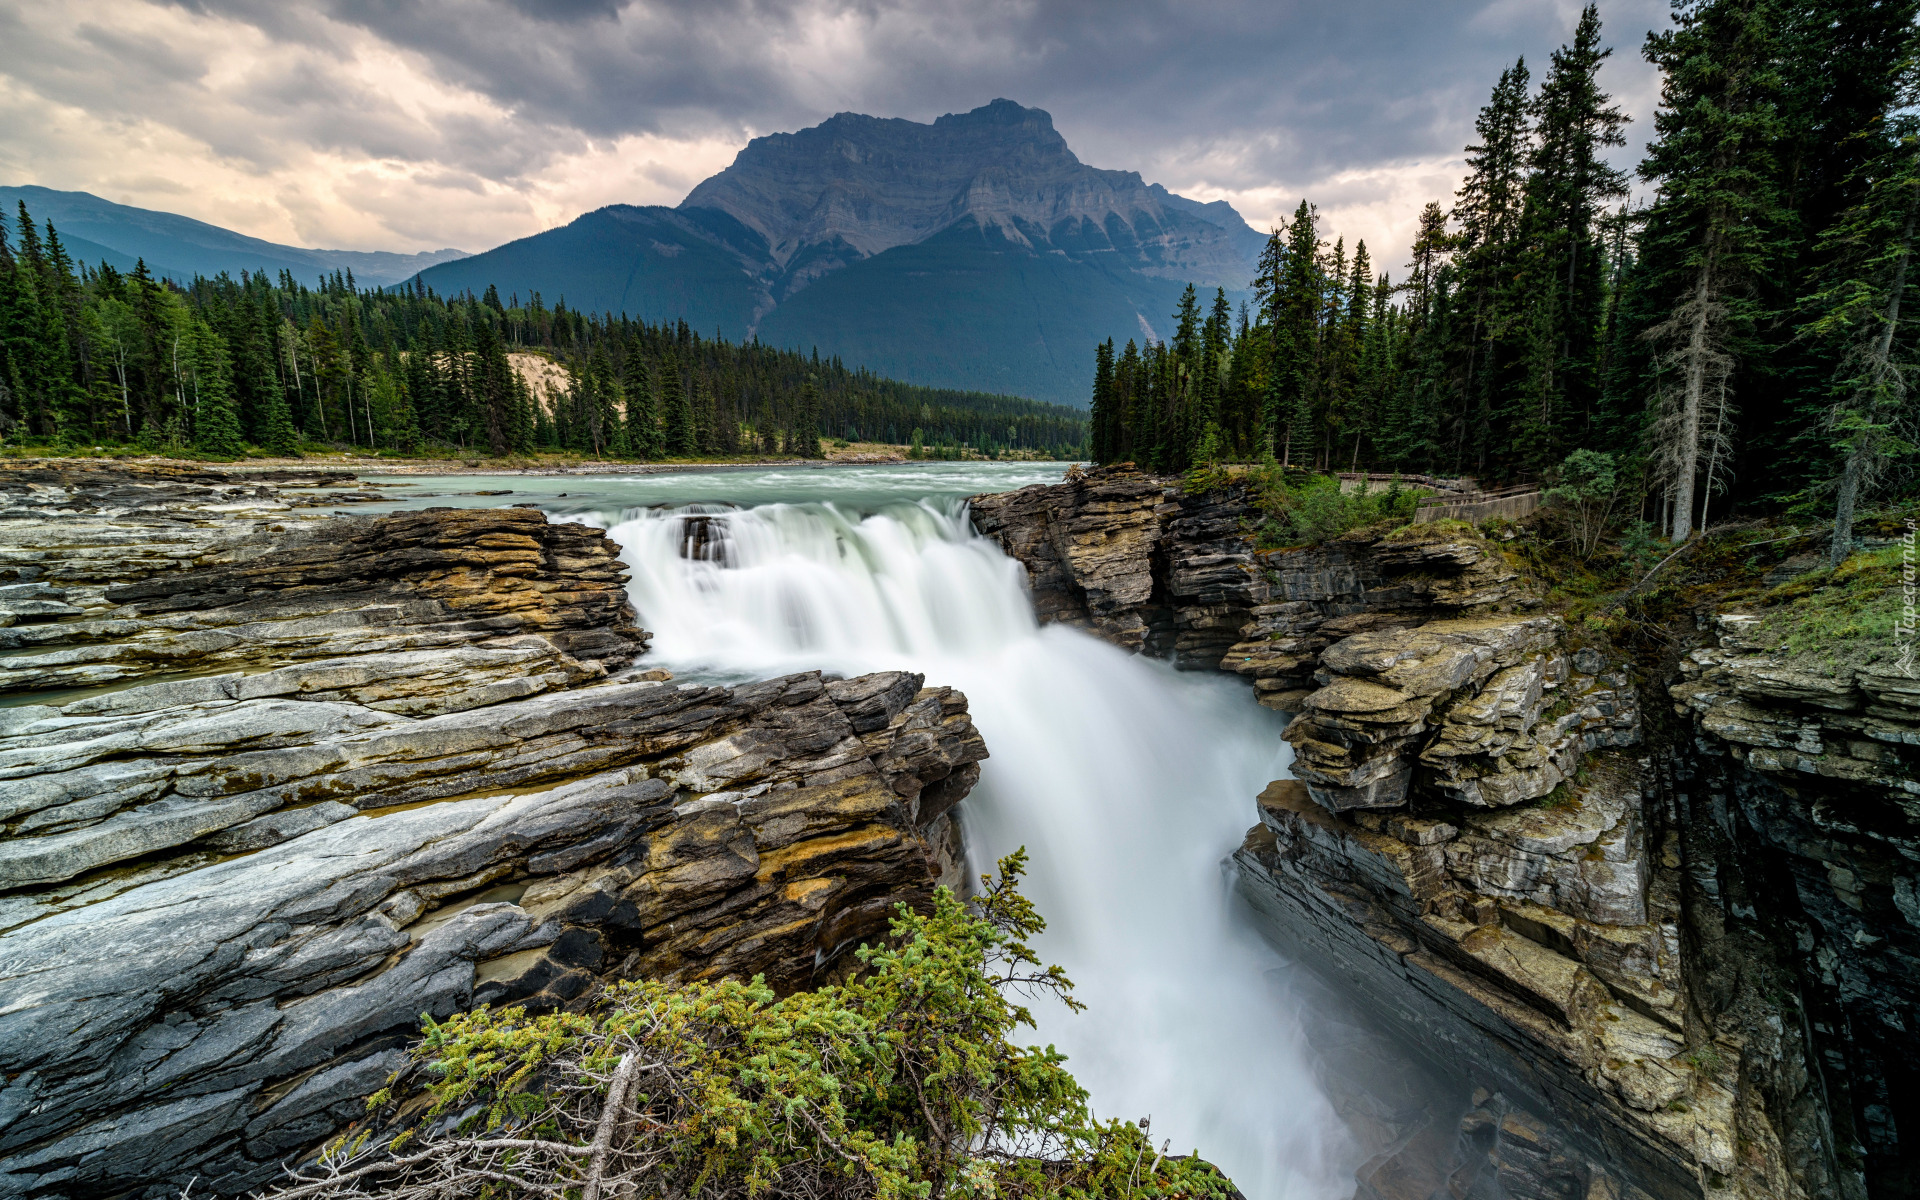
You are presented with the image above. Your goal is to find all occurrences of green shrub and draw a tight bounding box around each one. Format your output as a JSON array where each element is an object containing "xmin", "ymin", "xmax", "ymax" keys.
[
  {"xmin": 272, "ymin": 853, "xmax": 1233, "ymax": 1200},
  {"xmin": 1245, "ymin": 469, "xmax": 1424, "ymax": 548}
]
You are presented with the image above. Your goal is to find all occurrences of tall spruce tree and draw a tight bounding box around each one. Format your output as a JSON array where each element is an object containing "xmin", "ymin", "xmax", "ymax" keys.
[
  {"xmin": 1512, "ymin": 4, "xmax": 1630, "ymax": 469},
  {"xmin": 1089, "ymin": 339, "xmax": 1116, "ymax": 462},
  {"xmin": 473, "ymin": 319, "xmax": 514, "ymax": 456},
  {"xmin": 1637, "ymin": 0, "xmax": 1791, "ymax": 539},
  {"xmin": 1804, "ymin": 96, "xmax": 1920, "ymax": 562},
  {"xmin": 661, "ymin": 353, "xmax": 696, "ymax": 456},
  {"xmin": 792, "ymin": 381, "xmax": 824, "ymax": 458}
]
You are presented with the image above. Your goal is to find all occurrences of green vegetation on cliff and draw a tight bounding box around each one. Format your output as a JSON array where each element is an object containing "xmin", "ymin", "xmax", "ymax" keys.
[{"xmin": 270, "ymin": 855, "xmax": 1231, "ymax": 1200}]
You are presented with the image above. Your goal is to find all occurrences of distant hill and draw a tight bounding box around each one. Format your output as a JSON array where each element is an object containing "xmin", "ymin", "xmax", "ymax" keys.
[
  {"xmin": 0, "ymin": 185, "xmax": 468, "ymax": 287},
  {"xmin": 414, "ymin": 101, "xmax": 1263, "ymax": 405}
]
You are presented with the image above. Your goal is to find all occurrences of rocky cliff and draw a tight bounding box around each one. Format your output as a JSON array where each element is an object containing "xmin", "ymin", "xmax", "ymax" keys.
[
  {"xmin": 682, "ymin": 99, "xmax": 1257, "ymax": 288},
  {"xmin": 0, "ymin": 465, "xmax": 987, "ymax": 1199},
  {"xmin": 971, "ymin": 466, "xmax": 1913, "ymax": 1200},
  {"xmin": 1665, "ymin": 616, "xmax": 1919, "ymax": 1199}
]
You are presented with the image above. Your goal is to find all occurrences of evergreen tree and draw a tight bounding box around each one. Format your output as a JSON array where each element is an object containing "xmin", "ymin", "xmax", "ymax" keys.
[
  {"xmin": 1513, "ymin": 4, "xmax": 1630, "ymax": 469},
  {"xmin": 259, "ymin": 366, "xmax": 298, "ymax": 455},
  {"xmin": 1089, "ymin": 339, "xmax": 1116, "ymax": 462},
  {"xmin": 473, "ymin": 319, "xmax": 514, "ymax": 456},
  {"xmin": 1271, "ymin": 201, "xmax": 1327, "ymax": 467},
  {"xmin": 1116, "ymin": 338, "xmax": 1143, "ymax": 462},
  {"xmin": 585, "ymin": 345, "xmax": 619, "ymax": 457},
  {"xmin": 620, "ymin": 338, "xmax": 661, "ymax": 459},
  {"xmin": 792, "ymin": 381, "xmax": 824, "ymax": 458},
  {"xmin": 661, "ymin": 353, "xmax": 696, "ymax": 456},
  {"xmin": 1637, "ymin": 0, "xmax": 1792, "ymax": 539},
  {"xmin": 508, "ymin": 368, "xmax": 537, "ymax": 455},
  {"xmin": 1803, "ymin": 89, "xmax": 1920, "ymax": 562},
  {"xmin": 188, "ymin": 321, "xmax": 245, "ymax": 457}
]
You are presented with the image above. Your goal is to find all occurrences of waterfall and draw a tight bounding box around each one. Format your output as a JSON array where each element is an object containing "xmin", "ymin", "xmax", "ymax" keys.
[{"xmin": 604, "ymin": 495, "xmax": 1357, "ymax": 1200}]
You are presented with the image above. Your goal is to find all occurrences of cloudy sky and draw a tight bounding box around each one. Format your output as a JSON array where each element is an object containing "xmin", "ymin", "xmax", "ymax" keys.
[{"xmin": 0, "ymin": 0, "xmax": 1670, "ymax": 272}]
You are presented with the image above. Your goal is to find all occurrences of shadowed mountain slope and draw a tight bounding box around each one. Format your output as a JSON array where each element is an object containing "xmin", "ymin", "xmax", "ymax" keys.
[
  {"xmin": 0, "ymin": 185, "xmax": 468, "ymax": 287},
  {"xmin": 414, "ymin": 101, "xmax": 1262, "ymax": 404}
]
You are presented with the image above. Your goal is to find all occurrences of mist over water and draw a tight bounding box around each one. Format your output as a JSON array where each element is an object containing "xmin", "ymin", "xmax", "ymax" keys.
[{"xmin": 595, "ymin": 486, "xmax": 1357, "ymax": 1199}]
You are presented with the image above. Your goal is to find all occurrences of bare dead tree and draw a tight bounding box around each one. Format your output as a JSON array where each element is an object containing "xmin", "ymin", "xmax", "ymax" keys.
[{"xmin": 1644, "ymin": 256, "xmax": 1737, "ymax": 541}]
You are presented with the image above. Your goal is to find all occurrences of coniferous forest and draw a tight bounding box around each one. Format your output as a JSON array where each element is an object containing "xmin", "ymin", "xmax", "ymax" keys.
[
  {"xmin": 0, "ymin": 227, "xmax": 1089, "ymax": 462},
  {"xmin": 1088, "ymin": 0, "xmax": 1919, "ymax": 541}
]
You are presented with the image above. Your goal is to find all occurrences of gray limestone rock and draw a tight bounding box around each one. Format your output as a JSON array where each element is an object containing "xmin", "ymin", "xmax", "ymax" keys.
[{"xmin": 0, "ymin": 464, "xmax": 988, "ymax": 1200}]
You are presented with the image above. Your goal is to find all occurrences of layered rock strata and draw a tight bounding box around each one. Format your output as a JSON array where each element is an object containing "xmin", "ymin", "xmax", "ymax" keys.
[
  {"xmin": 1665, "ymin": 616, "xmax": 1920, "ymax": 1198},
  {"xmin": 968, "ymin": 465, "xmax": 1529, "ymax": 685},
  {"xmin": 0, "ymin": 466, "xmax": 988, "ymax": 1199},
  {"xmin": 968, "ymin": 467, "xmax": 1807, "ymax": 1200}
]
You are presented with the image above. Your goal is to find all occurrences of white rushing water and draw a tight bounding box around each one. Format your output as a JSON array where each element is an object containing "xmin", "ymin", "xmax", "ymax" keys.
[{"xmin": 601, "ymin": 492, "xmax": 1357, "ymax": 1199}]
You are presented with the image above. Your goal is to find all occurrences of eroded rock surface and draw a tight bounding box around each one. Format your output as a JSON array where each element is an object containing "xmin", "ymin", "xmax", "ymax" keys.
[
  {"xmin": 970, "ymin": 468, "xmax": 1824, "ymax": 1200},
  {"xmin": 1664, "ymin": 615, "xmax": 1920, "ymax": 1199},
  {"xmin": 0, "ymin": 466, "xmax": 988, "ymax": 1199}
]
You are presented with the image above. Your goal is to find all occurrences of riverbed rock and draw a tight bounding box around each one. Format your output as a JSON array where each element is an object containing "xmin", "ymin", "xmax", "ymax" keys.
[
  {"xmin": 0, "ymin": 464, "xmax": 989, "ymax": 1199},
  {"xmin": 971, "ymin": 467, "xmax": 1537, "ymax": 684}
]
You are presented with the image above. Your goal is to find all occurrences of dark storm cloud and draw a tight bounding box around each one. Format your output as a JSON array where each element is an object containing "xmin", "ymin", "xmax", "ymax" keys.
[
  {"xmin": 0, "ymin": 0, "xmax": 1670, "ymax": 255},
  {"xmin": 160, "ymin": 0, "xmax": 1669, "ymax": 192}
]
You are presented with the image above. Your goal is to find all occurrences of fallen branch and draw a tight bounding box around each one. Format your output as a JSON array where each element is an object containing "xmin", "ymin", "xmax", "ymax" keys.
[{"xmin": 582, "ymin": 1052, "xmax": 640, "ymax": 1200}]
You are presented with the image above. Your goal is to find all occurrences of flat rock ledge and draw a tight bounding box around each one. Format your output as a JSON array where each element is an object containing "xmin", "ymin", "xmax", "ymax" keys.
[{"xmin": 0, "ymin": 465, "xmax": 988, "ymax": 1199}]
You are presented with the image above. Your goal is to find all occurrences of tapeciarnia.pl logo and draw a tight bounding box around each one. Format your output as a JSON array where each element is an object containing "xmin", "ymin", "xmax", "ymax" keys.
[{"xmin": 1899, "ymin": 518, "xmax": 1917, "ymax": 678}]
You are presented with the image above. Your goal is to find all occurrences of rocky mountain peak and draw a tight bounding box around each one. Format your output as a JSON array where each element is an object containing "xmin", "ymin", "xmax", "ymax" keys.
[{"xmin": 679, "ymin": 99, "xmax": 1254, "ymax": 283}]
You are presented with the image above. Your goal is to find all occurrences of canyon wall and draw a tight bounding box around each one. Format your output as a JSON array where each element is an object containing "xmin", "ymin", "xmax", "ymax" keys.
[
  {"xmin": 971, "ymin": 466, "xmax": 1916, "ymax": 1200},
  {"xmin": 0, "ymin": 466, "xmax": 985, "ymax": 1198}
]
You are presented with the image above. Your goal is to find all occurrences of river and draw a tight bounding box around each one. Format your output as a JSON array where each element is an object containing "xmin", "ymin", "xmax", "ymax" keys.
[{"xmin": 376, "ymin": 463, "xmax": 1359, "ymax": 1199}]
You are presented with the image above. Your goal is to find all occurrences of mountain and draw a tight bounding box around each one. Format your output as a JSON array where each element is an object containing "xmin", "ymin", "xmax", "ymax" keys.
[
  {"xmin": 0, "ymin": 185, "xmax": 468, "ymax": 287},
  {"xmin": 414, "ymin": 101, "xmax": 1263, "ymax": 404}
]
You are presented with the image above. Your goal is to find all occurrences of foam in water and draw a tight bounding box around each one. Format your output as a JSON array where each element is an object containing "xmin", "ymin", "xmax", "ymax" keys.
[{"xmin": 602, "ymin": 495, "xmax": 1358, "ymax": 1199}]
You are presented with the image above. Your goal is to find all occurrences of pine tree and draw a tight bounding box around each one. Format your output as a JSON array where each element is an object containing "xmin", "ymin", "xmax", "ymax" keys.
[
  {"xmin": 661, "ymin": 353, "xmax": 696, "ymax": 456},
  {"xmin": 508, "ymin": 369, "xmax": 537, "ymax": 455},
  {"xmin": 585, "ymin": 345, "xmax": 619, "ymax": 457},
  {"xmin": 1089, "ymin": 339, "xmax": 1116, "ymax": 462},
  {"xmin": 0, "ymin": 210, "xmax": 60, "ymax": 437},
  {"xmin": 1116, "ymin": 338, "xmax": 1143, "ymax": 462},
  {"xmin": 1271, "ymin": 201, "xmax": 1326, "ymax": 467},
  {"xmin": 1514, "ymin": 4, "xmax": 1631, "ymax": 468},
  {"xmin": 695, "ymin": 380, "xmax": 720, "ymax": 455},
  {"xmin": 792, "ymin": 381, "xmax": 824, "ymax": 458},
  {"xmin": 260, "ymin": 368, "xmax": 298, "ymax": 455},
  {"xmin": 1804, "ymin": 96, "xmax": 1919, "ymax": 562},
  {"xmin": 620, "ymin": 338, "xmax": 661, "ymax": 459},
  {"xmin": 1638, "ymin": 0, "xmax": 1792, "ymax": 539},
  {"xmin": 188, "ymin": 321, "xmax": 246, "ymax": 457},
  {"xmin": 473, "ymin": 319, "xmax": 513, "ymax": 456}
]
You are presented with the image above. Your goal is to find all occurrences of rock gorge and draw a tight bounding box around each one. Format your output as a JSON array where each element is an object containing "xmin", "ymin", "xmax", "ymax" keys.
[
  {"xmin": 970, "ymin": 465, "xmax": 1918, "ymax": 1200},
  {"xmin": 0, "ymin": 465, "xmax": 986, "ymax": 1198},
  {"xmin": 1, "ymin": 459, "xmax": 1912, "ymax": 1200}
]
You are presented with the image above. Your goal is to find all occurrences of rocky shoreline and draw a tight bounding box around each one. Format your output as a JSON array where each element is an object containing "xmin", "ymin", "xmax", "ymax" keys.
[
  {"xmin": 971, "ymin": 465, "xmax": 1917, "ymax": 1200},
  {"xmin": 0, "ymin": 464, "xmax": 986, "ymax": 1198},
  {"xmin": 0, "ymin": 452, "xmax": 938, "ymax": 479}
]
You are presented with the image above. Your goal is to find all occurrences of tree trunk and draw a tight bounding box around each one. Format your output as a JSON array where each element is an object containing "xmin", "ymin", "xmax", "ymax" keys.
[
  {"xmin": 1670, "ymin": 263, "xmax": 1712, "ymax": 542},
  {"xmin": 1698, "ymin": 381, "xmax": 1727, "ymax": 534},
  {"xmin": 1830, "ymin": 450, "xmax": 1863, "ymax": 567}
]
